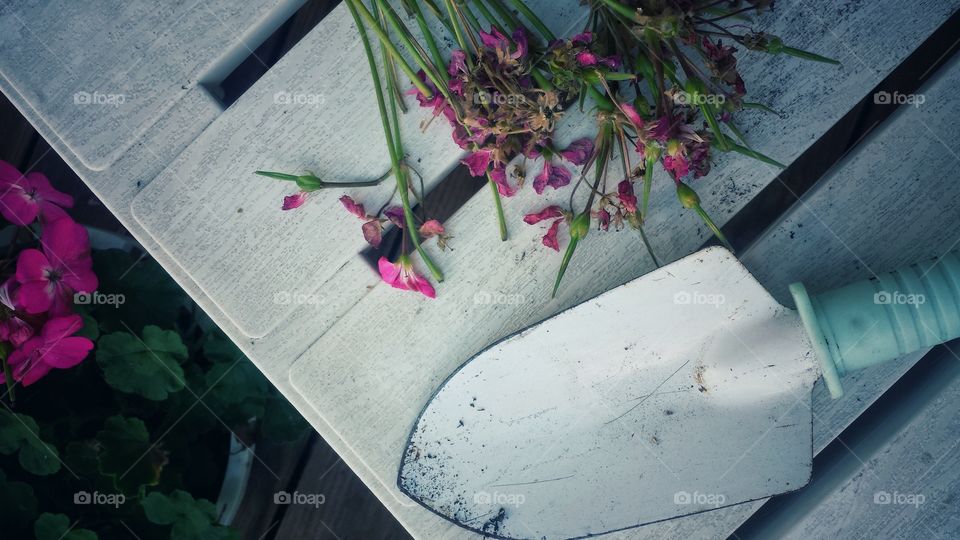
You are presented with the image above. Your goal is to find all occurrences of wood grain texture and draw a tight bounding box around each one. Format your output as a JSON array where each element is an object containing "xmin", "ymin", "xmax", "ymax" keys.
[
  {"xmin": 0, "ymin": 0, "xmax": 305, "ymax": 170},
  {"xmin": 129, "ymin": 0, "xmax": 589, "ymax": 338},
  {"xmin": 286, "ymin": 10, "xmax": 960, "ymax": 540}
]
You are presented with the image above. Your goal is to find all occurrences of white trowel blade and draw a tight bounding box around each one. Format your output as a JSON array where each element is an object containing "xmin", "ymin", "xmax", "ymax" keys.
[{"xmin": 399, "ymin": 247, "xmax": 822, "ymax": 539}]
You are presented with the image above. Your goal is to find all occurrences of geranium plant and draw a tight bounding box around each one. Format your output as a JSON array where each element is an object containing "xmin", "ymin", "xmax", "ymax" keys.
[
  {"xmin": 259, "ymin": 0, "xmax": 837, "ymax": 298},
  {"xmin": 0, "ymin": 161, "xmax": 309, "ymax": 540}
]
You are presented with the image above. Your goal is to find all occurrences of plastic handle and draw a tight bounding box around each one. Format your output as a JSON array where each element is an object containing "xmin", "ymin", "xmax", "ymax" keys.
[{"xmin": 790, "ymin": 251, "xmax": 960, "ymax": 398}]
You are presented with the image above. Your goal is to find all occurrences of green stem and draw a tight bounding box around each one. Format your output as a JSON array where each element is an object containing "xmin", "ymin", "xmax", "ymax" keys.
[
  {"xmin": 723, "ymin": 140, "xmax": 786, "ymax": 168},
  {"xmin": 349, "ymin": 0, "xmax": 434, "ymax": 99},
  {"xmin": 443, "ymin": 0, "xmax": 475, "ymax": 69},
  {"xmin": 405, "ymin": 0, "xmax": 447, "ymax": 73},
  {"xmin": 486, "ymin": 0, "xmax": 521, "ymax": 29},
  {"xmin": 780, "ymin": 46, "xmax": 840, "ymax": 65},
  {"xmin": 486, "ymin": 173, "xmax": 508, "ymax": 241},
  {"xmin": 598, "ymin": 0, "xmax": 637, "ymax": 21},
  {"xmin": 695, "ymin": 205, "xmax": 734, "ymax": 252},
  {"xmin": 637, "ymin": 224, "xmax": 661, "ymax": 267},
  {"xmin": 471, "ymin": 0, "xmax": 507, "ymax": 34},
  {"xmin": 506, "ymin": 0, "xmax": 555, "ymax": 41},
  {"xmin": 640, "ymin": 159, "xmax": 653, "ymax": 222},
  {"xmin": 552, "ymin": 237, "xmax": 579, "ymax": 298}
]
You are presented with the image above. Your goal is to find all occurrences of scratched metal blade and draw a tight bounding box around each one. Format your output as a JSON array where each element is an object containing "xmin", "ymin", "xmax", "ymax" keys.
[{"xmin": 398, "ymin": 248, "xmax": 822, "ymax": 539}]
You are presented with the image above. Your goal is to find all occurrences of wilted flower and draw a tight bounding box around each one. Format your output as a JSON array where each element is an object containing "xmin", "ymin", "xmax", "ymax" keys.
[{"xmin": 377, "ymin": 255, "xmax": 436, "ymax": 299}]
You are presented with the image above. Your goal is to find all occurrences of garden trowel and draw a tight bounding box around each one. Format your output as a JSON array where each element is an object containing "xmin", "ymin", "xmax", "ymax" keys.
[{"xmin": 398, "ymin": 247, "xmax": 960, "ymax": 539}]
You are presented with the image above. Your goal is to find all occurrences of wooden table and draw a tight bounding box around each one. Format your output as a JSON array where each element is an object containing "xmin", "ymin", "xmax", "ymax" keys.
[{"xmin": 2, "ymin": 1, "xmax": 959, "ymax": 538}]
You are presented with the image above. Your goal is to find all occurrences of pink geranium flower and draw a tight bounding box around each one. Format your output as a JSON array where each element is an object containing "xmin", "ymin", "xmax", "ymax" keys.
[
  {"xmin": 618, "ymin": 180, "xmax": 638, "ymax": 214},
  {"xmin": 16, "ymin": 218, "xmax": 97, "ymax": 315},
  {"xmin": 523, "ymin": 206, "xmax": 567, "ymax": 251},
  {"xmin": 0, "ymin": 160, "xmax": 73, "ymax": 225},
  {"xmin": 377, "ymin": 255, "xmax": 436, "ymax": 299},
  {"xmin": 3, "ymin": 314, "xmax": 93, "ymax": 386},
  {"xmin": 532, "ymin": 161, "xmax": 572, "ymax": 194}
]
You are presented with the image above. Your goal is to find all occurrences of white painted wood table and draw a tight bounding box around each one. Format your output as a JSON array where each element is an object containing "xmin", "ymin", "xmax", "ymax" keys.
[{"xmin": 2, "ymin": 1, "xmax": 959, "ymax": 538}]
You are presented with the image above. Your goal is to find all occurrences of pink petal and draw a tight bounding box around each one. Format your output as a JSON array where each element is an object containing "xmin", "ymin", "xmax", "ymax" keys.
[
  {"xmin": 43, "ymin": 336, "xmax": 93, "ymax": 369},
  {"xmin": 572, "ymin": 32, "xmax": 592, "ymax": 45},
  {"xmin": 489, "ymin": 167, "xmax": 516, "ymax": 197},
  {"xmin": 17, "ymin": 280, "xmax": 54, "ymax": 314},
  {"xmin": 542, "ymin": 219, "xmax": 562, "ymax": 251},
  {"xmin": 404, "ymin": 269, "xmax": 436, "ymax": 299},
  {"xmin": 419, "ymin": 219, "xmax": 444, "ymax": 238},
  {"xmin": 620, "ymin": 103, "xmax": 644, "ymax": 130},
  {"xmin": 16, "ymin": 249, "xmax": 50, "ymax": 283},
  {"xmin": 27, "ymin": 172, "xmax": 73, "ymax": 209},
  {"xmin": 40, "ymin": 314, "xmax": 83, "ymax": 341},
  {"xmin": 448, "ymin": 50, "xmax": 467, "ymax": 76},
  {"xmin": 461, "ymin": 149, "xmax": 492, "ymax": 177},
  {"xmin": 0, "ymin": 159, "xmax": 22, "ymax": 185},
  {"xmin": 618, "ymin": 180, "xmax": 638, "ymax": 214},
  {"xmin": 558, "ymin": 138, "xmax": 594, "ymax": 166},
  {"xmin": 532, "ymin": 161, "xmax": 572, "ymax": 194},
  {"xmin": 377, "ymin": 257, "xmax": 403, "ymax": 288},
  {"xmin": 663, "ymin": 155, "xmax": 690, "ymax": 179},
  {"xmin": 523, "ymin": 205, "xmax": 564, "ymax": 225},
  {"xmin": 0, "ymin": 318, "xmax": 33, "ymax": 347},
  {"xmin": 61, "ymin": 267, "xmax": 98, "ymax": 295},
  {"xmin": 362, "ymin": 220, "xmax": 382, "ymax": 248},
  {"xmin": 41, "ymin": 218, "xmax": 90, "ymax": 263},
  {"xmin": 282, "ymin": 192, "xmax": 308, "ymax": 210},
  {"xmin": 576, "ymin": 51, "xmax": 598, "ymax": 66},
  {"xmin": 339, "ymin": 195, "xmax": 366, "ymax": 219},
  {"xmin": 384, "ymin": 206, "xmax": 405, "ymax": 229},
  {"xmin": 0, "ymin": 189, "xmax": 39, "ymax": 225}
]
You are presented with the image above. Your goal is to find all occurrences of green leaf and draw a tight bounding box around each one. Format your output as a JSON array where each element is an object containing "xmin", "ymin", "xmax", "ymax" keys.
[
  {"xmin": 0, "ymin": 469, "xmax": 38, "ymax": 537},
  {"xmin": 0, "ymin": 409, "xmax": 61, "ymax": 475},
  {"xmin": 91, "ymin": 249, "xmax": 188, "ymax": 333},
  {"xmin": 97, "ymin": 415, "xmax": 163, "ymax": 494},
  {"xmin": 34, "ymin": 513, "xmax": 98, "ymax": 540},
  {"xmin": 142, "ymin": 490, "xmax": 235, "ymax": 540},
  {"xmin": 97, "ymin": 326, "xmax": 188, "ymax": 400}
]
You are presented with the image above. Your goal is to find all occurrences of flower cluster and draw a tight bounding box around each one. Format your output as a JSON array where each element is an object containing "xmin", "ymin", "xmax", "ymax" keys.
[{"xmin": 0, "ymin": 160, "xmax": 96, "ymax": 387}]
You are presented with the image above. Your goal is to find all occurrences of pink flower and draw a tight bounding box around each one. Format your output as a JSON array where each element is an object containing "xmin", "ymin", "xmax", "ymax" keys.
[
  {"xmin": 620, "ymin": 103, "xmax": 645, "ymax": 130},
  {"xmin": 0, "ymin": 278, "xmax": 32, "ymax": 347},
  {"xmin": 0, "ymin": 161, "xmax": 73, "ymax": 225},
  {"xmin": 479, "ymin": 26, "xmax": 511, "ymax": 50},
  {"xmin": 282, "ymin": 192, "xmax": 308, "ymax": 210},
  {"xmin": 532, "ymin": 161, "xmax": 572, "ymax": 194},
  {"xmin": 462, "ymin": 149, "xmax": 493, "ymax": 177},
  {"xmin": 489, "ymin": 166, "xmax": 516, "ymax": 197},
  {"xmin": 3, "ymin": 315, "xmax": 93, "ymax": 386},
  {"xmin": 572, "ymin": 32, "xmax": 592, "ymax": 45},
  {"xmin": 511, "ymin": 27, "xmax": 529, "ymax": 60},
  {"xmin": 542, "ymin": 219, "xmax": 561, "ymax": 251},
  {"xmin": 339, "ymin": 195, "xmax": 366, "ymax": 218},
  {"xmin": 576, "ymin": 51, "xmax": 599, "ymax": 66},
  {"xmin": 384, "ymin": 206, "xmax": 405, "ymax": 228},
  {"xmin": 558, "ymin": 138, "xmax": 594, "ymax": 166},
  {"xmin": 523, "ymin": 205, "xmax": 564, "ymax": 224},
  {"xmin": 663, "ymin": 155, "xmax": 690, "ymax": 179},
  {"xmin": 419, "ymin": 220, "xmax": 445, "ymax": 238},
  {"xmin": 377, "ymin": 256, "xmax": 436, "ymax": 299},
  {"xmin": 595, "ymin": 208, "xmax": 611, "ymax": 231},
  {"xmin": 362, "ymin": 221, "xmax": 383, "ymax": 248},
  {"xmin": 16, "ymin": 218, "xmax": 97, "ymax": 315},
  {"xmin": 618, "ymin": 180, "xmax": 638, "ymax": 214}
]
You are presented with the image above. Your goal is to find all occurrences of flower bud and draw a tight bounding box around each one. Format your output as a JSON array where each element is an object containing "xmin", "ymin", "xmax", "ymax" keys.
[
  {"xmin": 644, "ymin": 143, "xmax": 661, "ymax": 162},
  {"xmin": 765, "ymin": 36, "xmax": 784, "ymax": 54},
  {"xmin": 296, "ymin": 175, "xmax": 324, "ymax": 192},
  {"xmin": 676, "ymin": 182, "xmax": 700, "ymax": 209},
  {"xmin": 569, "ymin": 212, "xmax": 591, "ymax": 240}
]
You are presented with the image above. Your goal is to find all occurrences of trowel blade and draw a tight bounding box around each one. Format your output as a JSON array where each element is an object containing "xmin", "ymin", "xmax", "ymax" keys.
[{"xmin": 399, "ymin": 247, "xmax": 822, "ymax": 539}]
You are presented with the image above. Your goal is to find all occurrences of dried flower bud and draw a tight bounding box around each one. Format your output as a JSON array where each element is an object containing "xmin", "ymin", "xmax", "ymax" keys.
[
  {"xmin": 569, "ymin": 212, "xmax": 591, "ymax": 240},
  {"xmin": 676, "ymin": 182, "xmax": 700, "ymax": 209}
]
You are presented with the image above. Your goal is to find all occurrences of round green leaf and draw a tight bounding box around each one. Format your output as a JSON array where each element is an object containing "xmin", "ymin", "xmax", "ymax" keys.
[{"xmin": 96, "ymin": 326, "xmax": 188, "ymax": 400}]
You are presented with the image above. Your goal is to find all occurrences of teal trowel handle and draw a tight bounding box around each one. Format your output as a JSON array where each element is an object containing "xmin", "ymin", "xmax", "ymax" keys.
[{"xmin": 790, "ymin": 251, "xmax": 960, "ymax": 398}]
